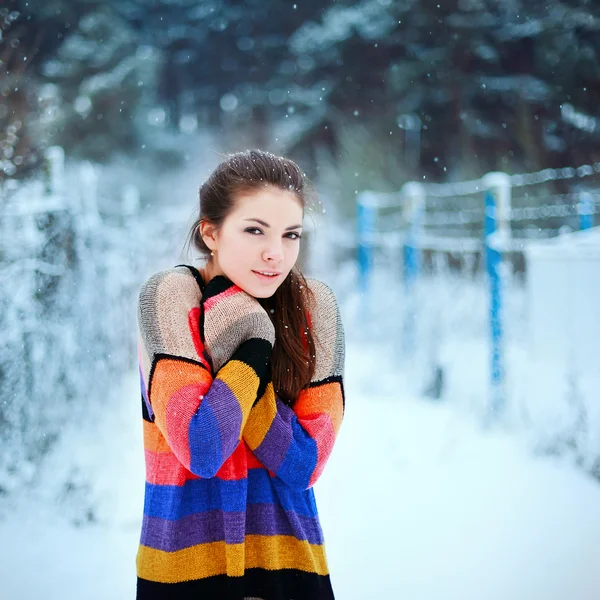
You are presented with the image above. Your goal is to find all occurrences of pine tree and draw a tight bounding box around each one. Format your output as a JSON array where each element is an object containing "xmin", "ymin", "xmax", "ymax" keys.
[{"xmin": 0, "ymin": 2, "xmax": 43, "ymax": 183}]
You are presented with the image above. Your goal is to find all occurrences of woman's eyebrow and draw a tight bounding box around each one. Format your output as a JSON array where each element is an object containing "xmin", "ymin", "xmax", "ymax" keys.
[{"xmin": 244, "ymin": 218, "xmax": 303, "ymax": 231}]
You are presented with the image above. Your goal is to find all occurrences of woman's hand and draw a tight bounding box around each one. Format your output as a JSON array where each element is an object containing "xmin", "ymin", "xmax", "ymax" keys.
[{"xmin": 200, "ymin": 275, "xmax": 275, "ymax": 374}]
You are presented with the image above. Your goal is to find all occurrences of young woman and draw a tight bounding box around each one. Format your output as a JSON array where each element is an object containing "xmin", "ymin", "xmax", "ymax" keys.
[{"xmin": 135, "ymin": 149, "xmax": 346, "ymax": 600}]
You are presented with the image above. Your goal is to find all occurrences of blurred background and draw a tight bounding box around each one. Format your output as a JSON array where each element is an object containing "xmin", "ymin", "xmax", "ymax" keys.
[{"xmin": 1, "ymin": 0, "xmax": 600, "ymax": 598}]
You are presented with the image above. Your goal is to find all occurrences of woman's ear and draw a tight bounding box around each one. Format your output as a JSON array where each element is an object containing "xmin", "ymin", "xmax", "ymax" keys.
[{"xmin": 200, "ymin": 220, "xmax": 218, "ymax": 252}]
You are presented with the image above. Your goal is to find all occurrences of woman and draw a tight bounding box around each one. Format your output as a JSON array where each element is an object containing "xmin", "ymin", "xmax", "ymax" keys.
[{"xmin": 135, "ymin": 149, "xmax": 346, "ymax": 599}]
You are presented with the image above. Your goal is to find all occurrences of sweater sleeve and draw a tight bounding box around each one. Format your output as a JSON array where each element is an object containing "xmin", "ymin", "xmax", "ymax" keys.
[
  {"xmin": 138, "ymin": 267, "xmax": 271, "ymax": 479},
  {"xmin": 242, "ymin": 279, "xmax": 345, "ymax": 491}
]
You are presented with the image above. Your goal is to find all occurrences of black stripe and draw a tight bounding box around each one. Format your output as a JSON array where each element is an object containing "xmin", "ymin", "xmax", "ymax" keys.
[
  {"xmin": 173, "ymin": 263, "xmax": 205, "ymax": 293},
  {"xmin": 147, "ymin": 353, "xmax": 210, "ymax": 400},
  {"xmin": 227, "ymin": 338, "xmax": 272, "ymax": 382},
  {"xmin": 141, "ymin": 393, "xmax": 154, "ymax": 423},
  {"xmin": 201, "ymin": 274, "xmax": 236, "ymax": 300},
  {"xmin": 306, "ymin": 375, "xmax": 345, "ymax": 413},
  {"xmin": 146, "ymin": 345, "xmax": 271, "ymax": 409},
  {"xmin": 255, "ymin": 366, "xmax": 272, "ymax": 407},
  {"xmin": 199, "ymin": 302, "xmax": 212, "ymax": 372},
  {"xmin": 307, "ymin": 374, "xmax": 343, "ymax": 388},
  {"xmin": 137, "ymin": 567, "xmax": 334, "ymax": 600}
]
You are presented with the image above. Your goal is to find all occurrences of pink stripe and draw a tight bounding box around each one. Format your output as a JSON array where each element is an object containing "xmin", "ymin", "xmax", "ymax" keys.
[
  {"xmin": 202, "ymin": 286, "xmax": 241, "ymax": 311},
  {"xmin": 187, "ymin": 306, "xmax": 210, "ymax": 370},
  {"xmin": 144, "ymin": 449, "xmax": 199, "ymax": 486},
  {"xmin": 164, "ymin": 383, "xmax": 206, "ymax": 470},
  {"xmin": 303, "ymin": 414, "xmax": 336, "ymax": 487}
]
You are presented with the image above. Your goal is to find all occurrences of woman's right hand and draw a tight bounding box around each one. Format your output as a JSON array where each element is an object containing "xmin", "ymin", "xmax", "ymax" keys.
[{"xmin": 200, "ymin": 275, "xmax": 275, "ymax": 374}]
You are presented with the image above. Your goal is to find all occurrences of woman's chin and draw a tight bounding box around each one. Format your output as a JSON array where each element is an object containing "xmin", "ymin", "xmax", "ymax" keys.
[
  {"xmin": 245, "ymin": 286, "xmax": 277, "ymax": 299},
  {"xmin": 236, "ymin": 273, "xmax": 283, "ymax": 298}
]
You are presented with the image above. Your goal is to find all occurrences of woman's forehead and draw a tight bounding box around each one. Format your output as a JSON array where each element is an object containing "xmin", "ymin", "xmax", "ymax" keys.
[{"xmin": 229, "ymin": 187, "xmax": 304, "ymax": 221}]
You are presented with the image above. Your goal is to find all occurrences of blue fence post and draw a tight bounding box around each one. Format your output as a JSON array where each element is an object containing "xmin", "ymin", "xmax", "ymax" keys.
[
  {"xmin": 482, "ymin": 172, "xmax": 511, "ymax": 417},
  {"xmin": 401, "ymin": 182, "xmax": 425, "ymax": 356},
  {"xmin": 356, "ymin": 191, "xmax": 377, "ymax": 297},
  {"xmin": 578, "ymin": 191, "xmax": 593, "ymax": 231}
]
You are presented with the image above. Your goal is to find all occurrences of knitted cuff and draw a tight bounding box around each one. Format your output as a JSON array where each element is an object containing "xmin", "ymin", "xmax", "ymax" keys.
[{"xmin": 201, "ymin": 275, "xmax": 240, "ymax": 301}]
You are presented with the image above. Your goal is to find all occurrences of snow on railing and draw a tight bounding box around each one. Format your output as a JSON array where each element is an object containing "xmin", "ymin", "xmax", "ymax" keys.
[{"xmin": 355, "ymin": 159, "xmax": 600, "ymax": 418}]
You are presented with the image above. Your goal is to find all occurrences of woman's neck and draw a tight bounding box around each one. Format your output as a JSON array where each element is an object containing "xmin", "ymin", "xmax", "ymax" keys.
[{"xmin": 199, "ymin": 259, "xmax": 223, "ymax": 284}]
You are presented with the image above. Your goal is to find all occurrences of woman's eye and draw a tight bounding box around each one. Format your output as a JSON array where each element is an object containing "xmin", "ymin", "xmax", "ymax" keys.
[{"xmin": 245, "ymin": 228, "xmax": 301, "ymax": 240}]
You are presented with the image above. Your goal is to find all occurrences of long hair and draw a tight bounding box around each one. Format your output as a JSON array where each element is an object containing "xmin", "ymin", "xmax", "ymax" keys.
[{"xmin": 184, "ymin": 149, "xmax": 316, "ymax": 407}]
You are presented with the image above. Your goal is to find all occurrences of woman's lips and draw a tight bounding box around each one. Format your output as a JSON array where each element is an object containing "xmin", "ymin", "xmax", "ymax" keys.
[{"xmin": 252, "ymin": 270, "xmax": 281, "ymax": 282}]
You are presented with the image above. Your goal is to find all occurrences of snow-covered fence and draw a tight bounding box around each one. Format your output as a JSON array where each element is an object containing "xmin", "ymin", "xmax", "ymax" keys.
[
  {"xmin": 0, "ymin": 147, "xmax": 184, "ymax": 494},
  {"xmin": 356, "ymin": 160, "xmax": 600, "ymax": 437}
]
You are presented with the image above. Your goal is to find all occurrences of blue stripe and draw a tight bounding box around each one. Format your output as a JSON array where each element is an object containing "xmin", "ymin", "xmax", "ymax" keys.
[
  {"xmin": 143, "ymin": 469, "xmax": 318, "ymax": 520},
  {"xmin": 188, "ymin": 385, "xmax": 223, "ymax": 476},
  {"xmin": 275, "ymin": 417, "xmax": 318, "ymax": 490}
]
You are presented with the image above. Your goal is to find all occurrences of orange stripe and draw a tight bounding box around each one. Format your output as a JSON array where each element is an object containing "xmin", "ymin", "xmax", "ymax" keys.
[
  {"xmin": 143, "ymin": 420, "xmax": 171, "ymax": 453},
  {"xmin": 295, "ymin": 381, "xmax": 343, "ymax": 434},
  {"xmin": 150, "ymin": 358, "xmax": 213, "ymax": 469}
]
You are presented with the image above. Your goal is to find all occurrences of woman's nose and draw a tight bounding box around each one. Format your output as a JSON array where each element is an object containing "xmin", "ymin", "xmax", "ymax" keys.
[{"xmin": 262, "ymin": 240, "xmax": 284, "ymax": 262}]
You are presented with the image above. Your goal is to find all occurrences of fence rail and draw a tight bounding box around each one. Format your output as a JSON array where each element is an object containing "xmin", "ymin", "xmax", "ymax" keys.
[{"xmin": 356, "ymin": 160, "xmax": 600, "ymax": 418}]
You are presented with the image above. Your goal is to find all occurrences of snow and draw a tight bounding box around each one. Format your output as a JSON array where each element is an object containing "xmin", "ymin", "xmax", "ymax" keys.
[
  {"xmin": 478, "ymin": 75, "xmax": 552, "ymax": 102},
  {"xmin": 1, "ymin": 327, "xmax": 600, "ymax": 599},
  {"xmin": 2, "ymin": 149, "xmax": 600, "ymax": 598},
  {"xmin": 561, "ymin": 103, "xmax": 600, "ymax": 134},
  {"xmin": 322, "ymin": 346, "xmax": 600, "ymax": 600},
  {"xmin": 290, "ymin": 0, "xmax": 397, "ymax": 54}
]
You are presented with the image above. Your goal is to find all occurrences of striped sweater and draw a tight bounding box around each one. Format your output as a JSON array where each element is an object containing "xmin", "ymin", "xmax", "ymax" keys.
[{"xmin": 135, "ymin": 264, "xmax": 345, "ymax": 600}]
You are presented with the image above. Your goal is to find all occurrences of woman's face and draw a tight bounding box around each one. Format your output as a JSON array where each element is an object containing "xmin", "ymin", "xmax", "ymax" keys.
[{"xmin": 203, "ymin": 185, "xmax": 304, "ymax": 298}]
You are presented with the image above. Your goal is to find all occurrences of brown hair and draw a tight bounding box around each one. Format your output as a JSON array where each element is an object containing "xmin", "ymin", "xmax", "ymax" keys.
[{"xmin": 185, "ymin": 149, "xmax": 316, "ymax": 407}]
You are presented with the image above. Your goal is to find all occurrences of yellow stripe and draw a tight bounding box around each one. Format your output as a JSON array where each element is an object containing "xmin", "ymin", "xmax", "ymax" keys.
[
  {"xmin": 243, "ymin": 383, "xmax": 277, "ymax": 450},
  {"xmin": 245, "ymin": 534, "xmax": 329, "ymax": 574},
  {"xmin": 219, "ymin": 359, "xmax": 261, "ymax": 424},
  {"xmin": 136, "ymin": 535, "xmax": 329, "ymax": 583},
  {"xmin": 137, "ymin": 541, "xmax": 244, "ymax": 582}
]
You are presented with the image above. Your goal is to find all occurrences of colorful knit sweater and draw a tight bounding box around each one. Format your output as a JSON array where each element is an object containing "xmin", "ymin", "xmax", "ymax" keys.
[{"xmin": 135, "ymin": 264, "xmax": 345, "ymax": 600}]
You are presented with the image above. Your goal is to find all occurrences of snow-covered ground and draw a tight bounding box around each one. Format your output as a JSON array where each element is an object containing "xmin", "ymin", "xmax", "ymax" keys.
[{"xmin": 1, "ymin": 331, "xmax": 600, "ymax": 600}]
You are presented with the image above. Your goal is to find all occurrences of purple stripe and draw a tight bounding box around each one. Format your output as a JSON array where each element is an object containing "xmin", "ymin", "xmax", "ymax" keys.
[
  {"xmin": 139, "ymin": 364, "xmax": 153, "ymax": 419},
  {"xmin": 205, "ymin": 378, "xmax": 243, "ymax": 459},
  {"xmin": 246, "ymin": 503, "xmax": 324, "ymax": 545},
  {"xmin": 140, "ymin": 505, "xmax": 324, "ymax": 552},
  {"xmin": 141, "ymin": 510, "xmax": 245, "ymax": 550},
  {"xmin": 254, "ymin": 404, "xmax": 294, "ymax": 474}
]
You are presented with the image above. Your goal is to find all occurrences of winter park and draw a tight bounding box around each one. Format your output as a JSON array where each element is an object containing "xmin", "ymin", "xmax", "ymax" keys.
[{"xmin": 1, "ymin": 1, "xmax": 600, "ymax": 599}]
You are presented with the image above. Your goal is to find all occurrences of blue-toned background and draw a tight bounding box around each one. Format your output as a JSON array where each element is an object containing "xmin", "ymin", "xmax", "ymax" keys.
[{"xmin": 1, "ymin": 1, "xmax": 600, "ymax": 598}]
